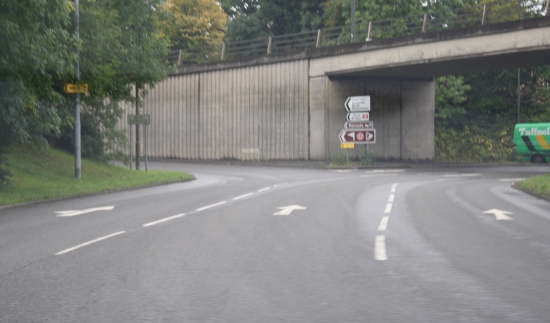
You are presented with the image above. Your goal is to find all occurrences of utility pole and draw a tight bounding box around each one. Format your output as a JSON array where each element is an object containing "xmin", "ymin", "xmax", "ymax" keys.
[
  {"xmin": 135, "ymin": 20, "xmax": 140, "ymax": 171},
  {"xmin": 517, "ymin": 0, "xmax": 521, "ymax": 123},
  {"xmin": 74, "ymin": 0, "xmax": 81, "ymax": 179},
  {"xmin": 135, "ymin": 83, "xmax": 140, "ymax": 170}
]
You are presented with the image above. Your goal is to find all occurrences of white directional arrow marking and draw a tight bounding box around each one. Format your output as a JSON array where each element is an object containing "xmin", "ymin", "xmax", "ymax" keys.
[
  {"xmin": 482, "ymin": 209, "xmax": 513, "ymax": 221},
  {"xmin": 273, "ymin": 205, "xmax": 306, "ymax": 216},
  {"xmin": 56, "ymin": 206, "xmax": 115, "ymax": 217}
]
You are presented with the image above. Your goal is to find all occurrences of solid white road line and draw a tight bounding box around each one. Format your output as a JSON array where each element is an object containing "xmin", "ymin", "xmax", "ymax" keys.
[
  {"xmin": 232, "ymin": 193, "xmax": 253, "ymax": 200},
  {"xmin": 142, "ymin": 213, "xmax": 186, "ymax": 227},
  {"xmin": 375, "ymin": 235, "xmax": 387, "ymax": 261},
  {"xmin": 499, "ymin": 178, "xmax": 525, "ymax": 182},
  {"xmin": 388, "ymin": 194, "xmax": 395, "ymax": 202},
  {"xmin": 378, "ymin": 216, "xmax": 389, "ymax": 231},
  {"xmin": 196, "ymin": 201, "xmax": 226, "ymax": 211},
  {"xmin": 384, "ymin": 203, "xmax": 392, "ymax": 214},
  {"xmin": 258, "ymin": 187, "xmax": 271, "ymax": 192},
  {"xmin": 55, "ymin": 231, "xmax": 125, "ymax": 256}
]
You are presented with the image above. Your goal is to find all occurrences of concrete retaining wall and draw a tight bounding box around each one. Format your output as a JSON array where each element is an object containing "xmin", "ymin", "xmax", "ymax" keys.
[{"xmin": 119, "ymin": 60, "xmax": 310, "ymax": 160}]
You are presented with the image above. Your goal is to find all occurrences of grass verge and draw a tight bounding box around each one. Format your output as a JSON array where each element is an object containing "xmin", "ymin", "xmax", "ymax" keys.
[
  {"xmin": 514, "ymin": 174, "xmax": 550, "ymax": 200},
  {"xmin": 0, "ymin": 145, "xmax": 194, "ymax": 206}
]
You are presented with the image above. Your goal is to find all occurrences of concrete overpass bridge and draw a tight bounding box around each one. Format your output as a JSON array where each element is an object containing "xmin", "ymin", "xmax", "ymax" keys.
[{"xmin": 120, "ymin": 15, "xmax": 550, "ymax": 161}]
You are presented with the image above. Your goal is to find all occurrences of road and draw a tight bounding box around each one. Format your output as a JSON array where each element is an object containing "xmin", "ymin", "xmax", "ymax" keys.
[{"xmin": 1, "ymin": 162, "xmax": 549, "ymax": 322}]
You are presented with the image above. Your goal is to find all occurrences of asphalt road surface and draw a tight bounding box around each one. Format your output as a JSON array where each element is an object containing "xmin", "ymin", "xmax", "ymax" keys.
[{"xmin": 1, "ymin": 162, "xmax": 550, "ymax": 322}]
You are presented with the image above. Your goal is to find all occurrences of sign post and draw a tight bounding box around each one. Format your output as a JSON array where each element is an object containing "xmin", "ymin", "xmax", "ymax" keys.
[
  {"xmin": 339, "ymin": 96, "xmax": 375, "ymax": 162},
  {"xmin": 127, "ymin": 114, "xmax": 151, "ymax": 172}
]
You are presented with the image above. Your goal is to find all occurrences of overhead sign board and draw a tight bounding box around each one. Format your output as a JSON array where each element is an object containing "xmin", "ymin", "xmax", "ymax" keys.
[
  {"xmin": 346, "ymin": 112, "xmax": 370, "ymax": 122},
  {"xmin": 64, "ymin": 83, "xmax": 88, "ymax": 94},
  {"xmin": 340, "ymin": 143, "xmax": 355, "ymax": 149},
  {"xmin": 344, "ymin": 121, "xmax": 373, "ymax": 129},
  {"xmin": 345, "ymin": 96, "xmax": 370, "ymax": 112},
  {"xmin": 127, "ymin": 114, "xmax": 151, "ymax": 125},
  {"xmin": 339, "ymin": 129, "xmax": 376, "ymax": 144}
]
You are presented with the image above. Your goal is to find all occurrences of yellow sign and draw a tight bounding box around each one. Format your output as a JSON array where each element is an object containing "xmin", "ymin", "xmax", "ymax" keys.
[
  {"xmin": 340, "ymin": 143, "xmax": 354, "ymax": 149},
  {"xmin": 64, "ymin": 83, "xmax": 88, "ymax": 94}
]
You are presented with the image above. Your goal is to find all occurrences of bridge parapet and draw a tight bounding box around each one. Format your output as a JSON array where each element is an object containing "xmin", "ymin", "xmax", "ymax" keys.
[{"xmin": 169, "ymin": 0, "xmax": 547, "ymax": 67}]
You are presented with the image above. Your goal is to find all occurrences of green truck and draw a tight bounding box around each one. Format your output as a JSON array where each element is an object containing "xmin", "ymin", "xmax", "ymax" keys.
[{"xmin": 513, "ymin": 123, "xmax": 550, "ymax": 163}]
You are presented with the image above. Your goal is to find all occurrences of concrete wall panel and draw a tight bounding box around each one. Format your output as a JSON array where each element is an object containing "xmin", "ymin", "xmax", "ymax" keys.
[{"xmin": 120, "ymin": 60, "xmax": 309, "ymax": 160}]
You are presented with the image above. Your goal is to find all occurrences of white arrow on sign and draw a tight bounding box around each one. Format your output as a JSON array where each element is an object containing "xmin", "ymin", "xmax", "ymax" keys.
[
  {"xmin": 482, "ymin": 209, "xmax": 513, "ymax": 220},
  {"xmin": 273, "ymin": 205, "xmax": 306, "ymax": 216},
  {"xmin": 56, "ymin": 206, "xmax": 115, "ymax": 217}
]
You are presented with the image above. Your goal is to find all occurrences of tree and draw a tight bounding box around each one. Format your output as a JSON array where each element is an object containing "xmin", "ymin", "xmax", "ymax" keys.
[
  {"xmin": 221, "ymin": 0, "xmax": 325, "ymax": 42},
  {"xmin": 435, "ymin": 76, "xmax": 470, "ymax": 120},
  {"xmin": 162, "ymin": 0, "xmax": 228, "ymax": 49},
  {"xmin": 116, "ymin": 0, "xmax": 170, "ymax": 169},
  {"xmin": 53, "ymin": 0, "xmax": 170, "ymax": 165},
  {"xmin": 0, "ymin": 0, "xmax": 75, "ymax": 185}
]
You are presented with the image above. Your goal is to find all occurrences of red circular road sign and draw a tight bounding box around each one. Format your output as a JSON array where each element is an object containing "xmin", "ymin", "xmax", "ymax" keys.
[{"xmin": 356, "ymin": 132, "xmax": 365, "ymax": 141}]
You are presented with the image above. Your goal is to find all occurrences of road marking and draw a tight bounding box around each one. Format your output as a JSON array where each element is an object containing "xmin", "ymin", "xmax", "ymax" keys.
[
  {"xmin": 365, "ymin": 169, "xmax": 406, "ymax": 173},
  {"xmin": 273, "ymin": 205, "xmax": 306, "ymax": 216},
  {"xmin": 384, "ymin": 203, "xmax": 392, "ymax": 214},
  {"xmin": 499, "ymin": 178, "xmax": 525, "ymax": 182},
  {"xmin": 331, "ymin": 169, "xmax": 357, "ymax": 173},
  {"xmin": 375, "ymin": 235, "xmax": 387, "ymax": 260},
  {"xmin": 55, "ymin": 231, "xmax": 125, "ymax": 255},
  {"xmin": 360, "ymin": 174, "xmax": 398, "ymax": 178},
  {"xmin": 391, "ymin": 183, "xmax": 398, "ymax": 193},
  {"xmin": 142, "ymin": 213, "xmax": 186, "ymax": 227},
  {"xmin": 388, "ymin": 194, "xmax": 395, "ymax": 202},
  {"xmin": 196, "ymin": 201, "xmax": 226, "ymax": 211},
  {"xmin": 258, "ymin": 187, "xmax": 271, "ymax": 192},
  {"xmin": 232, "ymin": 193, "xmax": 253, "ymax": 200},
  {"xmin": 378, "ymin": 216, "xmax": 389, "ymax": 231},
  {"xmin": 483, "ymin": 209, "xmax": 514, "ymax": 220},
  {"xmin": 443, "ymin": 173, "xmax": 481, "ymax": 178},
  {"xmin": 56, "ymin": 206, "xmax": 114, "ymax": 217}
]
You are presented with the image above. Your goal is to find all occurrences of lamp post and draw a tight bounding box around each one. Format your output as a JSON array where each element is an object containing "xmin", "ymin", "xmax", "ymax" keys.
[{"xmin": 74, "ymin": 0, "xmax": 81, "ymax": 179}]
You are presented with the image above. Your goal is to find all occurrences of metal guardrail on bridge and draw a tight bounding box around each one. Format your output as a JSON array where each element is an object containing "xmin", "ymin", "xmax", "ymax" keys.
[{"xmin": 168, "ymin": 0, "xmax": 549, "ymax": 66}]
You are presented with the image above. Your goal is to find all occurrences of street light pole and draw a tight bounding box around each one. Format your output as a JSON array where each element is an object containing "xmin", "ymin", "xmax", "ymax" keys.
[
  {"xmin": 517, "ymin": 0, "xmax": 521, "ymax": 123},
  {"xmin": 74, "ymin": 0, "xmax": 81, "ymax": 179}
]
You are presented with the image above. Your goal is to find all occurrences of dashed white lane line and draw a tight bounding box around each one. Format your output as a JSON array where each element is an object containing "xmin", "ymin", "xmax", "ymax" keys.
[
  {"xmin": 55, "ymin": 231, "xmax": 125, "ymax": 256},
  {"xmin": 375, "ymin": 235, "xmax": 387, "ymax": 261},
  {"xmin": 499, "ymin": 178, "xmax": 525, "ymax": 182},
  {"xmin": 443, "ymin": 173, "xmax": 481, "ymax": 178},
  {"xmin": 232, "ymin": 193, "xmax": 253, "ymax": 200},
  {"xmin": 258, "ymin": 187, "xmax": 271, "ymax": 192},
  {"xmin": 142, "ymin": 213, "xmax": 186, "ymax": 227},
  {"xmin": 384, "ymin": 203, "xmax": 392, "ymax": 214},
  {"xmin": 378, "ymin": 216, "xmax": 389, "ymax": 231},
  {"xmin": 391, "ymin": 183, "xmax": 398, "ymax": 193},
  {"xmin": 196, "ymin": 201, "xmax": 226, "ymax": 211},
  {"xmin": 388, "ymin": 194, "xmax": 395, "ymax": 202}
]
